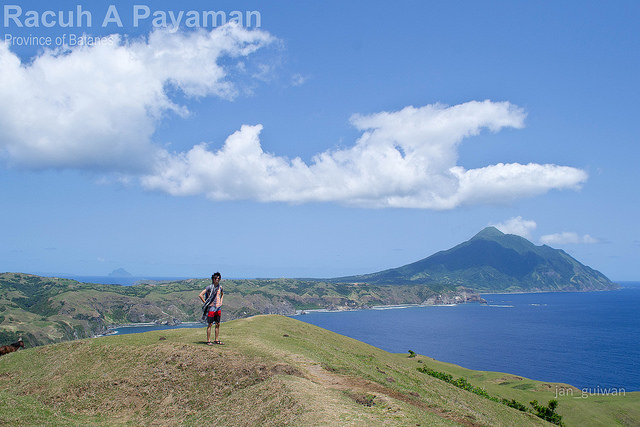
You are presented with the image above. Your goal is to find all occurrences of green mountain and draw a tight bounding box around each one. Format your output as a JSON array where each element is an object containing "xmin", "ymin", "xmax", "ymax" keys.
[{"xmin": 332, "ymin": 227, "xmax": 617, "ymax": 292}]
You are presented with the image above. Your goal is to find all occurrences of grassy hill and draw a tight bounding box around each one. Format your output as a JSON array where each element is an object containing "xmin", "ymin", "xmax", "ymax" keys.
[
  {"xmin": 1, "ymin": 315, "xmax": 637, "ymax": 426},
  {"xmin": 332, "ymin": 227, "xmax": 617, "ymax": 292}
]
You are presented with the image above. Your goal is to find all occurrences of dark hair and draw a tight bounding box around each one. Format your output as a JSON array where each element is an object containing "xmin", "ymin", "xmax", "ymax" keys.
[{"xmin": 212, "ymin": 272, "xmax": 221, "ymax": 282}]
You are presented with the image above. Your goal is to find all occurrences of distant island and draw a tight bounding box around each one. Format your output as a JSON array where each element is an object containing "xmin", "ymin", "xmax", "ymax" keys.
[{"xmin": 108, "ymin": 268, "xmax": 133, "ymax": 277}]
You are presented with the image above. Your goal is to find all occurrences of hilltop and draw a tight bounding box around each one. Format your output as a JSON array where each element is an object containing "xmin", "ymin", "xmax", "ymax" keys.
[
  {"xmin": 0, "ymin": 315, "xmax": 637, "ymax": 426},
  {"xmin": 331, "ymin": 227, "xmax": 616, "ymax": 292}
]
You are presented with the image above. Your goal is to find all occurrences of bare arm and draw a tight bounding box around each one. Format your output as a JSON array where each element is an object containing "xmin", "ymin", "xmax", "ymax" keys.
[{"xmin": 199, "ymin": 288, "xmax": 207, "ymax": 303}]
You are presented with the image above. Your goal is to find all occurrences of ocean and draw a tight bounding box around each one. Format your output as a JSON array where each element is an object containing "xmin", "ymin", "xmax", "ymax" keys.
[{"xmin": 294, "ymin": 282, "xmax": 640, "ymax": 392}]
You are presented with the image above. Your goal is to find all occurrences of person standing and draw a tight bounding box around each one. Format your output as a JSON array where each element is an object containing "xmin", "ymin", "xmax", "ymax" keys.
[{"xmin": 199, "ymin": 272, "xmax": 224, "ymax": 345}]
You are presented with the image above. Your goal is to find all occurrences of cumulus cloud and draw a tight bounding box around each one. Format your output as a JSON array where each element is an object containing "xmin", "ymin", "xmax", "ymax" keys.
[
  {"xmin": 0, "ymin": 27, "xmax": 589, "ymax": 209},
  {"xmin": 0, "ymin": 24, "xmax": 274, "ymax": 171},
  {"xmin": 142, "ymin": 100, "xmax": 588, "ymax": 209},
  {"xmin": 540, "ymin": 232, "xmax": 598, "ymax": 245},
  {"xmin": 490, "ymin": 216, "xmax": 537, "ymax": 239}
]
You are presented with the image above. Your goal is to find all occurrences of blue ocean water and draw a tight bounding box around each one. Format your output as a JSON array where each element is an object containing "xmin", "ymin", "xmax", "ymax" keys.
[{"xmin": 294, "ymin": 283, "xmax": 640, "ymax": 391}]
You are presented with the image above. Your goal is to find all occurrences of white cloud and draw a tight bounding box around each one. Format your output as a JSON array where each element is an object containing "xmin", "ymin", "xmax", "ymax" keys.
[
  {"xmin": 540, "ymin": 232, "xmax": 598, "ymax": 245},
  {"xmin": 0, "ymin": 24, "xmax": 274, "ymax": 171},
  {"xmin": 451, "ymin": 163, "xmax": 587, "ymax": 207},
  {"xmin": 0, "ymin": 29, "xmax": 589, "ymax": 210},
  {"xmin": 490, "ymin": 216, "xmax": 537, "ymax": 239},
  {"xmin": 142, "ymin": 100, "xmax": 588, "ymax": 209}
]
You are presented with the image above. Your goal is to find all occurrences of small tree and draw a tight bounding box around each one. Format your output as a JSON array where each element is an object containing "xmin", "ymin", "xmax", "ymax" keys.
[{"xmin": 530, "ymin": 399, "xmax": 564, "ymax": 426}]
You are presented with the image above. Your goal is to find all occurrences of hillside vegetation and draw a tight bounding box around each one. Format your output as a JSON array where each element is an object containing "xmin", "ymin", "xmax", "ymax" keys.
[{"xmin": 0, "ymin": 315, "xmax": 637, "ymax": 426}]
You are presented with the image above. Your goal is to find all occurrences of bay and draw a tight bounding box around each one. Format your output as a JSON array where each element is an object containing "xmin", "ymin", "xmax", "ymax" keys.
[{"xmin": 294, "ymin": 284, "xmax": 640, "ymax": 391}]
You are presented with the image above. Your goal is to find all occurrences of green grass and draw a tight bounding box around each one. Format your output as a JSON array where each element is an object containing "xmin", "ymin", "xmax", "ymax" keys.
[{"xmin": 0, "ymin": 315, "xmax": 637, "ymax": 426}]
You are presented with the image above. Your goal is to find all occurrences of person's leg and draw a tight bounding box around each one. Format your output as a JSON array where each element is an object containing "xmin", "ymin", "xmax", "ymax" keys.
[
  {"xmin": 213, "ymin": 311, "xmax": 223, "ymax": 344},
  {"xmin": 206, "ymin": 323, "xmax": 212, "ymax": 343}
]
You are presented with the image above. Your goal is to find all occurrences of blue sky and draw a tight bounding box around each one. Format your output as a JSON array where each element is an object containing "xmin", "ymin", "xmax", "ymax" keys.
[{"xmin": 1, "ymin": 1, "xmax": 638, "ymax": 280}]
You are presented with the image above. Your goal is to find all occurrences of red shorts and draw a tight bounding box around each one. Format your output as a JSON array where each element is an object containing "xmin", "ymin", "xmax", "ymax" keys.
[{"xmin": 207, "ymin": 309, "xmax": 221, "ymax": 324}]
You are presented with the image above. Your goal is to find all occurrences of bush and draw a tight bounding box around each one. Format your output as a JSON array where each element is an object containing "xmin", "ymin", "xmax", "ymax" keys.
[
  {"xmin": 502, "ymin": 398, "xmax": 527, "ymax": 412},
  {"xmin": 530, "ymin": 399, "xmax": 564, "ymax": 426},
  {"xmin": 418, "ymin": 365, "xmax": 563, "ymax": 425}
]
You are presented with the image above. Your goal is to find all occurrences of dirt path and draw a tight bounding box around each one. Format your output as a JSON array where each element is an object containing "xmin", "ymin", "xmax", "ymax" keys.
[{"xmin": 295, "ymin": 356, "xmax": 481, "ymax": 427}]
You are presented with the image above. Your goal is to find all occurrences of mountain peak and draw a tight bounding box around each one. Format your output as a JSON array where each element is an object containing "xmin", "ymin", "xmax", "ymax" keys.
[{"xmin": 472, "ymin": 226, "xmax": 505, "ymax": 240}]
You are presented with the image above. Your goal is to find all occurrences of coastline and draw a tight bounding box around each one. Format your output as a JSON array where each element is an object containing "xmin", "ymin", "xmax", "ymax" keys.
[
  {"xmin": 94, "ymin": 321, "xmax": 204, "ymax": 338},
  {"xmin": 477, "ymin": 280, "xmax": 640, "ymax": 295},
  {"xmin": 292, "ymin": 301, "xmax": 468, "ymax": 316}
]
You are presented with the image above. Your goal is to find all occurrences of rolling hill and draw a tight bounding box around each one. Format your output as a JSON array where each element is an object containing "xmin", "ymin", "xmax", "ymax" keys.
[
  {"xmin": 331, "ymin": 227, "xmax": 617, "ymax": 292},
  {"xmin": 1, "ymin": 315, "xmax": 637, "ymax": 426}
]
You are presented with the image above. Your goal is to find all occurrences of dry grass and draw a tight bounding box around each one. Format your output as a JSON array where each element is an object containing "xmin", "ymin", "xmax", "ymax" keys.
[{"xmin": 0, "ymin": 333, "xmax": 309, "ymax": 425}]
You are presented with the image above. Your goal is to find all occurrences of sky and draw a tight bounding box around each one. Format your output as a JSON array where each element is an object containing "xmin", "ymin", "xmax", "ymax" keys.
[{"xmin": 1, "ymin": 1, "xmax": 639, "ymax": 281}]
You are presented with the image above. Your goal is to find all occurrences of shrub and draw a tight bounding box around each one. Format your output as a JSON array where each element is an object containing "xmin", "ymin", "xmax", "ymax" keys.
[
  {"xmin": 418, "ymin": 365, "xmax": 563, "ymax": 425},
  {"xmin": 530, "ymin": 399, "xmax": 564, "ymax": 426},
  {"xmin": 502, "ymin": 398, "xmax": 527, "ymax": 412}
]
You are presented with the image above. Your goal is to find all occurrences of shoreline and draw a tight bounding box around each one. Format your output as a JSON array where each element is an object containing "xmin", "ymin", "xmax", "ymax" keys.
[
  {"xmin": 94, "ymin": 321, "xmax": 204, "ymax": 338},
  {"xmin": 292, "ymin": 301, "xmax": 472, "ymax": 316}
]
